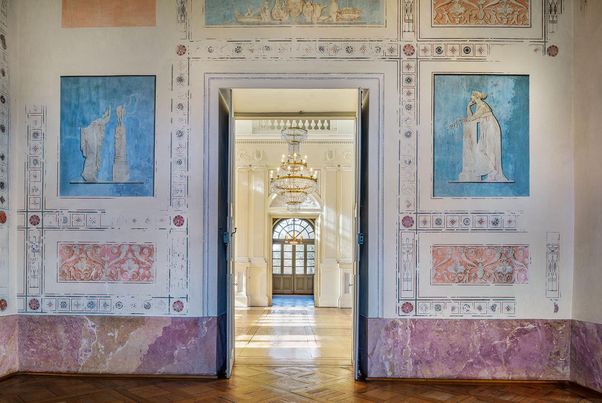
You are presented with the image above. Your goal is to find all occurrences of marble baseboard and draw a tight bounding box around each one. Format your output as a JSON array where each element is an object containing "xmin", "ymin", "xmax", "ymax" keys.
[
  {"xmin": 358, "ymin": 314, "xmax": 369, "ymax": 378},
  {"xmin": 571, "ymin": 320, "xmax": 602, "ymax": 393},
  {"xmin": 18, "ymin": 316, "xmax": 218, "ymax": 375},
  {"xmin": 367, "ymin": 318, "xmax": 570, "ymax": 380},
  {"xmin": 4, "ymin": 314, "xmax": 602, "ymax": 393},
  {"xmin": 0, "ymin": 315, "xmax": 18, "ymax": 378}
]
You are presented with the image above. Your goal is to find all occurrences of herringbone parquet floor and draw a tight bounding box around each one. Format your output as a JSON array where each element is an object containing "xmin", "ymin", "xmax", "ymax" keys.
[
  {"xmin": 235, "ymin": 295, "xmax": 352, "ymax": 366},
  {"xmin": 0, "ymin": 365, "xmax": 601, "ymax": 403}
]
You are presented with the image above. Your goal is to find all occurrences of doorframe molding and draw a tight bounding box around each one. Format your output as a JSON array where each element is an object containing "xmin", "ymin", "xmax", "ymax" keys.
[{"xmin": 198, "ymin": 68, "xmax": 395, "ymax": 319}]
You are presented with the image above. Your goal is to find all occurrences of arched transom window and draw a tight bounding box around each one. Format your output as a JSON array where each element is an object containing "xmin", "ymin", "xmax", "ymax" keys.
[{"xmin": 272, "ymin": 218, "xmax": 315, "ymax": 241}]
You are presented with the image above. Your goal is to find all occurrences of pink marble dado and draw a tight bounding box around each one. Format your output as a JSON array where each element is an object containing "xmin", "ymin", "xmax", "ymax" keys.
[
  {"xmin": 0, "ymin": 315, "xmax": 18, "ymax": 378},
  {"xmin": 18, "ymin": 316, "xmax": 217, "ymax": 375},
  {"xmin": 367, "ymin": 319, "xmax": 570, "ymax": 380},
  {"xmin": 571, "ymin": 320, "xmax": 602, "ymax": 393}
]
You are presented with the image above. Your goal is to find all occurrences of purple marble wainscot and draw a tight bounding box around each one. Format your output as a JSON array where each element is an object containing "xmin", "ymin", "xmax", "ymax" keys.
[
  {"xmin": 571, "ymin": 320, "xmax": 602, "ymax": 393},
  {"xmin": 0, "ymin": 315, "xmax": 19, "ymax": 378},
  {"xmin": 19, "ymin": 316, "xmax": 217, "ymax": 375},
  {"xmin": 367, "ymin": 319, "xmax": 570, "ymax": 380}
]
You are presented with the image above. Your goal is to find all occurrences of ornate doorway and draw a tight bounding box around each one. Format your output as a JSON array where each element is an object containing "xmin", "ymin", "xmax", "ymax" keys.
[{"xmin": 271, "ymin": 218, "xmax": 315, "ymax": 295}]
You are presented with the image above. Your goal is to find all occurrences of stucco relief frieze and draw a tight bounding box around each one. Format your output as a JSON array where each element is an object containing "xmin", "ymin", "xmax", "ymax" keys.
[{"xmin": 432, "ymin": 0, "xmax": 531, "ymax": 27}]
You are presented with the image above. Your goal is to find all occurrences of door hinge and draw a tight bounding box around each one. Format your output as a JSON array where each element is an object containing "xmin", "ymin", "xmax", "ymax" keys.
[
  {"xmin": 357, "ymin": 232, "xmax": 365, "ymax": 245},
  {"xmin": 223, "ymin": 227, "xmax": 237, "ymax": 245}
]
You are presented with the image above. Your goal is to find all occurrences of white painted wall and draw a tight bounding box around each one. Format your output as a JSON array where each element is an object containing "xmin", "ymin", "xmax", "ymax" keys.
[
  {"xmin": 6, "ymin": 0, "xmax": 583, "ymax": 321},
  {"xmin": 9, "ymin": 0, "xmax": 195, "ymax": 315},
  {"xmin": 573, "ymin": 0, "xmax": 602, "ymax": 325},
  {"xmin": 234, "ymin": 122, "xmax": 355, "ymax": 308}
]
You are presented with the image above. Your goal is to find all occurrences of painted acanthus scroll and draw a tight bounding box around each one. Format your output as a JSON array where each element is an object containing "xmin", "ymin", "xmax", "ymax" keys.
[
  {"xmin": 432, "ymin": 0, "xmax": 530, "ymax": 27},
  {"xmin": 432, "ymin": 245, "xmax": 529, "ymax": 285},
  {"xmin": 58, "ymin": 243, "xmax": 155, "ymax": 283}
]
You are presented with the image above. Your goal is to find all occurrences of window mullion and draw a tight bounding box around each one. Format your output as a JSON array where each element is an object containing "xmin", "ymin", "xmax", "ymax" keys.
[{"xmin": 280, "ymin": 241, "xmax": 284, "ymax": 275}]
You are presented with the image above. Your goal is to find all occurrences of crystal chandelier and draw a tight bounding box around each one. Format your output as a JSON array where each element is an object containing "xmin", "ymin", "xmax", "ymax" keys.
[{"xmin": 269, "ymin": 127, "xmax": 318, "ymax": 210}]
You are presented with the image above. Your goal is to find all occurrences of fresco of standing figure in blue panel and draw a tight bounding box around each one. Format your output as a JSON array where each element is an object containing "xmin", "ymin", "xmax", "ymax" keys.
[
  {"xmin": 433, "ymin": 74, "xmax": 530, "ymax": 198},
  {"xmin": 204, "ymin": 0, "xmax": 385, "ymax": 26},
  {"xmin": 60, "ymin": 76, "xmax": 156, "ymax": 197}
]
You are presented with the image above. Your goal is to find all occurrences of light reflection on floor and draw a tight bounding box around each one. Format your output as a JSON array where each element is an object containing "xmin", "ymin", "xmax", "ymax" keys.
[{"xmin": 235, "ymin": 295, "xmax": 353, "ymax": 366}]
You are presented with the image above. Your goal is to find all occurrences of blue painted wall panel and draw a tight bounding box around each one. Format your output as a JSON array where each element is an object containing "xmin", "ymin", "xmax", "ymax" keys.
[
  {"xmin": 433, "ymin": 74, "xmax": 530, "ymax": 198},
  {"xmin": 60, "ymin": 76, "xmax": 155, "ymax": 197}
]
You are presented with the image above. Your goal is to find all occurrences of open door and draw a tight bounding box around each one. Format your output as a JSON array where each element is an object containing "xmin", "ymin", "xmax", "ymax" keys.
[
  {"xmin": 354, "ymin": 88, "xmax": 369, "ymax": 380},
  {"xmin": 217, "ymin": 88, "xmax": 236, "ymax": 378}
]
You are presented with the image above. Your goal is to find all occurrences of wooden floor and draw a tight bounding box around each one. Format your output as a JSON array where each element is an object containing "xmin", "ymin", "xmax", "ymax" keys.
[
  {"xmin": 235, "ymin": 295, "xmax": 352, "ymax": 366},
  {"xmin": 0, "ymin": 366, "xmax": 601, "ymax": 402}
]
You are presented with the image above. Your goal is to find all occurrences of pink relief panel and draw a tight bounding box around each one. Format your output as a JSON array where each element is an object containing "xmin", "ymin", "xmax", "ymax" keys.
[
  {"xmin": 432, "ymin": 245, "xmax": 529, "ymax": 285},
  {"xmin": 432, "ymin": 0, "xmax": 530, "ymax": 27},
  {"xmin": 58, "ymin": 243, "xmax": 155, "ymax": 283},
  {"xmin": 62, "ymin": 0, "xmax": 156, "ymax": 28}
]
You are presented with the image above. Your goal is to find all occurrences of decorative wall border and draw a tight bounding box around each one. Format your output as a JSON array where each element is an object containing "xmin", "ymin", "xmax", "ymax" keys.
[
  {"xmin": 0, "ymin": 0, "xmax": 9, "ymax": 313},
  {"xmin": 176, "ymin": 0, "xmax": 189, "ymax": 40},
  {"xmin": 546, "ymin": 232, "xmax": 560, "ymax": 308},
  {"xmin": 21, "ymin": 106, "xmax": 46, "ymax": 303},
  {"xmin": 402, "ymin": 297, "xmax": 517, "ymax": 317},
  {"xmin": 398, "ymin": 232, "xmax": 415, "ymax": 299},
  {"xmin": 0, "ymin": 0, "xmax": 8, "ymax": 213},
  {"xmin": 171, "ymin": 59, "xmax": 191, "ymax": 211},
  {"xmin": 414, "ymin": 211, "xmax": 522, "ymax": 232},
  {"xmin": 194, "ymin": 39, "xmax": 401, "ymax": 60}
]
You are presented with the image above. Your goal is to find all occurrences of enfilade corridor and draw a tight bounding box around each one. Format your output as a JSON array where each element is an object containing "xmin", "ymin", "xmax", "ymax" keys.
[{"xmin": 2, "ymin": 1, "xmax": 602, "ymax": 402}]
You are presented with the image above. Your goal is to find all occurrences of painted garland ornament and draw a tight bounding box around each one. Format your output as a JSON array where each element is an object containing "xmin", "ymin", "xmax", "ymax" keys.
[
  {"xmin": 172, "ymin": 300, "xmax": 184, "ymax": 312},
  {"xmin": 176, "ymin": 44, "xmax": 187, "ymax": 56},
  {"xmin": 0, "ymin": 211, "xmax": 6, "ymax": 224},
  {"xmin": 29, "ymin": 214, "xmax": 41, "ymax": 226},
  {"xmin": 401, "ymin": 302, "xmax": 414, "ymax": 314},
  {"xmin": 173, "ymin": 215, "xmax": 185, "ymax": 227},
  {"xmin": 0, "ymin": 298, "xmax": 7, "ymax": 311},
  {"xmin": 28, "ymin": 298, "xmax": 40, "ymax": 311},
  {"xmin": 547, "ymin": 45, "xmax": 559, "ymax": 57},
  {"xmin": 401, "ymin": 215, "xmax": 414, "ymax": 228}
]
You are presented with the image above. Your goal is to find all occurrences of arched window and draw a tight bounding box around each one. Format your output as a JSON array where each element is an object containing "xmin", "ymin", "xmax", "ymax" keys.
[
  {"xmin": 272, "ymin": 218, "xmax": 315, "ymax": 294},
  {"xmin": 272, "ymin": 218, "xmax": 315, "ymax": 241}
]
